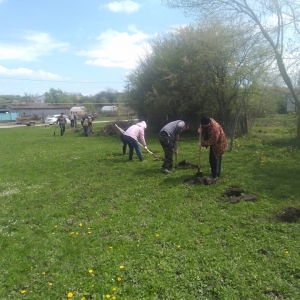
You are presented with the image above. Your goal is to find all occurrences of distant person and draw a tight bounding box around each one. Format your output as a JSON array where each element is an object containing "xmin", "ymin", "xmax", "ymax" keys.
[
  {"xmin": 88, "ymin": 114, "xmax": 94, "ymax": 134},
  {"xmin": 73, "ymin": 112, "xmax": 78, "ymax": 128},
  {"xmin": 159, "ymin": 120, "xmax": 189, "ymax": 174},
  {"xmin": 82, "ymin": 114, "xmax": 93, "ymax": 136},
  {"xmin": 69, "ymin": 111, "xmax": 75, "ymax": 128},
  {"xmin": 198, "ymin": 116, "xmax": 228, "ymax": 179},
  {"xmin": 56, "ymin": 112, "xmax": 67, "ymax": 136},
  {"xmin": 123, "ymin": 121, "xmax": 147, "ymax": 161}
]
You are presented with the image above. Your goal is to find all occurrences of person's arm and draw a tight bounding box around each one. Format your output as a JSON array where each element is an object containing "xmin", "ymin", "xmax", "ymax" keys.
[
  {"xmin": 198, "ymin": 125, "xmax": 202, "ymax": 134},
  {"xmin": 201, "ymin": 126, "xmax": 220, "ymax": 146},
  {"xmin": 139, "ymin": 129, "xmax": 146, "ymax": 147}
]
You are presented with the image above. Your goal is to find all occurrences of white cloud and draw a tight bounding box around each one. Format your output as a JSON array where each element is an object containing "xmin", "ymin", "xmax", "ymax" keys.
[
  {"xmin": 0, "ymin": 31, "xmax": 69, "ymax": 61},
  {"xmin": 102, "ymin": 0, "xmax": 140, "ymax": 14},
  {"xmin": 77, "ymin": 27, "xmax": 151, "ymax": 69},
  {"xmin": 0, "ymin": 65, "xmax": 66, "ymax": 81}
]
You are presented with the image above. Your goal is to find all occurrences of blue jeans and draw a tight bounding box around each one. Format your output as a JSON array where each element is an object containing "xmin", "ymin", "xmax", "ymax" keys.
[
  {"xmin": 123, "ymin": 135, "xmax": 143, "ymax": 161},
  {"xmin": 59, "ymin": 124, "xmax": 65, "ymax": 136}
]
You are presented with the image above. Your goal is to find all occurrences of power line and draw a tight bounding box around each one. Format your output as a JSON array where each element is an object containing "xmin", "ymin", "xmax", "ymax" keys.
[{"xmin": 0, "ymin": 77, "xmax": 125, "ymax": 84}]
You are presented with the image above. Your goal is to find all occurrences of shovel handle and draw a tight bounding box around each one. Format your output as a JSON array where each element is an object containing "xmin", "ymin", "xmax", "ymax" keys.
[{"xmin": 198, "ymin": 127, "xmax": 201, "ymax": 168}]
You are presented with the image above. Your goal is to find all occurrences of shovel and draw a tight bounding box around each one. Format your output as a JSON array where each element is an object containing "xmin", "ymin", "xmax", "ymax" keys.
[
  {"xmin": 54, "ymin": 124, "xmax": 57, "ymax": 136},
  {"xmin": 174, "ymin": 152, "xmax": 178, "ymax": 169},
  {"xmin": 195, "ymin": 128, "xmax": 203, "ymax": 177}
]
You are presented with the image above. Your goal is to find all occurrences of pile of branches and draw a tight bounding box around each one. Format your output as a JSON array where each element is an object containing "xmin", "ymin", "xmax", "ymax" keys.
[{"xmin": 101, "ymin": 121, "xmax": 131, "ymax": 135}]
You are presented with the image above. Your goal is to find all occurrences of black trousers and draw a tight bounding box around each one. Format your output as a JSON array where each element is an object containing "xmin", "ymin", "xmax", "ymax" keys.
[
  {"xmin": 159, "ymin": 134, "xmax": 173, "ymax": 170},
  {"xmin": 209, "ymin": 147, "xmax": 222, "ymax": 178},
  {"xmin": 120, "ymin": 134, "xmax": 128, "ymax": 154}
]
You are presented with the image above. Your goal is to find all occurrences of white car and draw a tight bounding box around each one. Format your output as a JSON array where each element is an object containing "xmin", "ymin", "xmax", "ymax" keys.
[{"xmin": 45, "ymin": 114, "xmax": 71, "ymax": 125}]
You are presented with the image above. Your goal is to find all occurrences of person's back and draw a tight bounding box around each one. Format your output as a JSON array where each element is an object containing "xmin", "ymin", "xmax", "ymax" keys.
[
  {"xmin": 160, "ymin": 120, "xmax": 186, "ymax": 142},
  {"xmin": 125, "ymin": 121, "xmax": 147, "ymax": 146}
]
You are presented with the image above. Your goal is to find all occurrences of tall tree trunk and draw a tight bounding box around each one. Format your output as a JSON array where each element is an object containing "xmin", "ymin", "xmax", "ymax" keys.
[{"xmin": 229, "ymin": 95, "xmax": 246, "ymax": 152}]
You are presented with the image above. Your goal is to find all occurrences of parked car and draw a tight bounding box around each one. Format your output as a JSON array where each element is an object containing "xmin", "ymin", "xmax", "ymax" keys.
[{"xmin": 45, "ymin": 114, "xmax": 71, "ymax": 125}]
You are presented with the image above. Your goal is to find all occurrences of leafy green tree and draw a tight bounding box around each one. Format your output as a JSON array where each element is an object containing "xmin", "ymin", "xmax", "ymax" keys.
[
  {"xmin": 94, "ymin": 89, "xmax": 120, "ymax": 104},
  {"xmin": 45, "ymin": 88, "xmax": 70, "ymax": 104},
  {"xmin": 162, "ymin": 0, "xmax": 300, "ymax": 138},
  {"xmin": 126, "ymin": 21, "xmax": 270, "ymax": 130}
]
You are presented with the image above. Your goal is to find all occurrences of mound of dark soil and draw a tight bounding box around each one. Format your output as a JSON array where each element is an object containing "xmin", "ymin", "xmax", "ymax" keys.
[
  {"xmin": 183, "ymin": 176, "xmax": 218, "ymax": 185},
  {"xmin": 223, "ymin": 186, "xmax": 245, "ymax": 197},
  {"xmin": 222, "ymin": 186, "xmax": 257, "ymax": 203},
  {"xmin": 177, "ymin": 160, "xmax": 198, "ymax": 169},
  {"xmin": 276, "ymin": 207, "xmax": 300, "ymax": 223},
  {"xmin": 226, "ymin": 194, "xmax": 258, "ymax": 203}
]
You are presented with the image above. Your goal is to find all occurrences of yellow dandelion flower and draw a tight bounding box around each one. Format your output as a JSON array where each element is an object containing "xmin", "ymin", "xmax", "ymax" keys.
[
  {"xmin": 70, "ymin": 232, "xmax": 74, "ymax": 235},
  {"xmin": 67, "ymin": 292, "xmax": 73, "ymax": 298},
  {"xmin": 112, "ymin": 287, "xmax": 117, "ymax": 291},
  {"xmin": 54, "ymin": 225, "xmax": 58, "ymax": 228},
  {"xmin": 76, "ymin": 232, "xmax": 79, "ymax": 235},
  {"xmin": 81, "ymin": 297, "xmax": 86, "ymax": 300},
  {"xmin": 109, "ymin": 246, "xmax": 113, "ymax": 250},
  {"xmin": 177, "ymin": 245, "xmax": 181, "ymax": 248},
  {"xmin": 285, "ymin": 251, "xmax": 289, "ymax": 254},
  {"xmin": 49, "ymin": 282, "xmax": 53, "ymax": 286},
  {"xmin": 79, "ymin": 223, "xmax": 83, "ymax": 227},
  {"xmin": 88, "ymin": 231, "xmax": 92, "ymax": 234},
  {"xmin": 112, "ymin": 296, "xmax": 117, "ymax": 300},
  {"xmin": 88, "ymin": 227, "xmax": 91, "ymax": 230},
  {"xmin": 106, "ymin": 294, "xmax": 111, "ymax": 298},
  {"xmin": 20, "ymin": 290, "xmax": 26, "ymax": 294},
  {"xmin": 119, "ymin": 265, "xmax": 124, "ymax": 269},
  {"xmin": 117, "ymin": 277, "xmax": 122, "ymax": 282},
  {"xmin": 42, "ymin": 271, "xmax": 46, "ymax": 275},
  {"xmin": 155, "ymin": 234, "xmax": 159, "ymax": 237},
  {"xmin": 89, "ymin": 269, "xmax": 93, "ymax": 274}
]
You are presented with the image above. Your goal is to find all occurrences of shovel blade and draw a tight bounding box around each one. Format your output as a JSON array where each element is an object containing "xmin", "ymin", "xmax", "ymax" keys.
[{"xmin": 195, "ymin": 168, "xmax": 203, "ymax": 177}]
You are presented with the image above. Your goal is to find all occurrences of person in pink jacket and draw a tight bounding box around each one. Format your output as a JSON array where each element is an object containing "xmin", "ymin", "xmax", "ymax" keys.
[{"xmin": 123, "ymin": 121, "xmax": 148, "ymax": 161}]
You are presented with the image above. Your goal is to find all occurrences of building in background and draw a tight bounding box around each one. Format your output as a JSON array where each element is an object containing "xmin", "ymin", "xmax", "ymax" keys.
[{"xmin": 0, "ymin": 110, "xmax": 18, "ymax": 122}]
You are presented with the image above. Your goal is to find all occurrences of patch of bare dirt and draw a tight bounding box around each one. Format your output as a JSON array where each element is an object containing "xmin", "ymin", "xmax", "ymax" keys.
[
  {"xmin": 275, "ymin": 207, "xmax": 300, "ymax": 223},
  {"xmin": 177, "ymin": 160, "xmax": 198, "ymax": 169},
  {"xmin": 222, "ymin": 186, "xmax": 257, "ymax": 203},
  {"xmin": 183, "ymin": 176, "xmax": 218, "ymax": 185}
]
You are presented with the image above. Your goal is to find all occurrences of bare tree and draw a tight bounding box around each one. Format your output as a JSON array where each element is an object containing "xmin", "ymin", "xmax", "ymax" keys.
[{"xmin": 162, "ymin": 0, "xmax": 300, "ymax": 138}]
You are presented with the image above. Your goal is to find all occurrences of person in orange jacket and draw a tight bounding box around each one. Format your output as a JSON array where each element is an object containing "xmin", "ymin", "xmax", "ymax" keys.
[{"xmin": 198, "ymin": 116, "xmax": 228, "ymax": 179}]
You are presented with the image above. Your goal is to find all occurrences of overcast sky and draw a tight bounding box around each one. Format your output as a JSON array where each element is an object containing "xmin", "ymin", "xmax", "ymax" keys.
[{"xmin": 0, "ymin": 0, "xmax": 192, "ymax": 96}]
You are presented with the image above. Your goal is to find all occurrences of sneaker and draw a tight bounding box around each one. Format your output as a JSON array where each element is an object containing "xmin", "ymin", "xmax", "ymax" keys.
[
  {"xmin": 161, "ymin": 168, "xmax": 172, "ymax": 174},
  {"xmin": 214, "ymin": 176, "xmax": 219, "ymax": 180}
]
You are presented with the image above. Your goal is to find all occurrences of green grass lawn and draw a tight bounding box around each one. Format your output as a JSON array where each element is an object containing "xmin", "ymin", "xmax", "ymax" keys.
[{"xmin": 0, "ymin": 115, "xmax": 300, "ymax": 300}]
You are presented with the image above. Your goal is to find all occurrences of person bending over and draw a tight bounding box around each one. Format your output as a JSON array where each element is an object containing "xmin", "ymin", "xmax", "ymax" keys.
[
  {"xmin": 123, "ymin": 121, "xmax": 147, "ymax": 162},
  {"xmin": 159, "ymin": 120, "xmax": 189, "ymax": 174}
]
